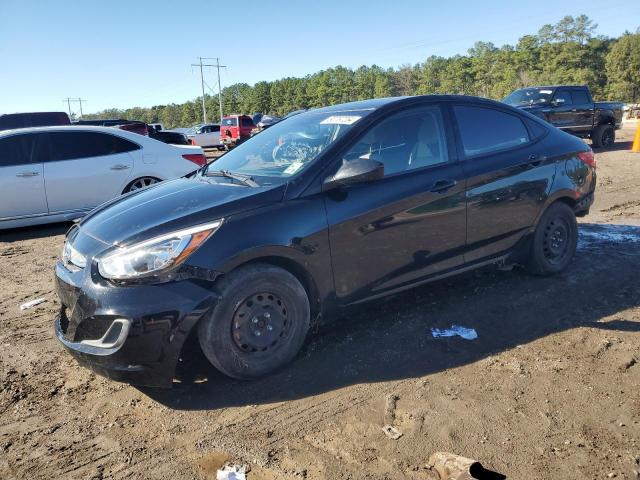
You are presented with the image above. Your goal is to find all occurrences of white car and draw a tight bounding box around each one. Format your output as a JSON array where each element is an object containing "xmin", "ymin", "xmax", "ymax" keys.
[
  {"xmin": 188, "ymin": 124, "xmax": 222, "ymax": 148},
  {"xmin": 0, "ymin": 125, "xmax": 206, "ymax": 229}
]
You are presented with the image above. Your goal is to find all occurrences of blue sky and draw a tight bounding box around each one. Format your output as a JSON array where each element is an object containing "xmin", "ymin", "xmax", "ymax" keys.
[{"xmin": 1, "ymin": 0, "xmax": 638, "ymax": 115}]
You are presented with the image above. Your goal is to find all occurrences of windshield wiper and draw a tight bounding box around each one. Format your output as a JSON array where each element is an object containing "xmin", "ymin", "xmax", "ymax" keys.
[{"xmin": 205, "ymin": 169, "xmax": 258, "ymax": 187}]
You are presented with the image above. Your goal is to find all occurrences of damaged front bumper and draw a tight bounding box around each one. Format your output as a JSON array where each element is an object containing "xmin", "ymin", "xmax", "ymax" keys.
[{"xmin": 53, "ymin": 261, "xmax": 219, "ymax": 388}]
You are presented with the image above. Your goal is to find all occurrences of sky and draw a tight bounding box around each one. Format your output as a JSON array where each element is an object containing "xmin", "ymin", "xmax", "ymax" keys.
[{"xmin": 1, "ymin": 0, "xmax": 638, "ymax": 116}]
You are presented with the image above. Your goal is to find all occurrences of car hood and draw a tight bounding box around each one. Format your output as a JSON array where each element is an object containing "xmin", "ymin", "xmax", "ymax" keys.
[{"xmin": 79, "ymin": 175, "xmax": 286, "ymax": 246}]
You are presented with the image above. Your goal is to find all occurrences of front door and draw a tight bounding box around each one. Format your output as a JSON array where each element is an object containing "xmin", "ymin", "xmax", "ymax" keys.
[
  {"xmin": 324, "ymin": 104, "xmax": 467, "ymax": 304},
  {"xmin": 0, "ymin": 132, "xmax": 48, "ymax": 221},
  {"xmin": 42, "ymin": 131, "xmax": 138, "ymax": 213},
  {"xmin": 548, "ymin": 89, "xmax": 579, "ymax": 132}
]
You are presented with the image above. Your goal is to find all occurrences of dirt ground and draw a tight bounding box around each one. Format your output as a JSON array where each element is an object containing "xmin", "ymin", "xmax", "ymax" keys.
[{"xmin": 1, "ymin": 122, "xmax": 639, "ymax": 480}]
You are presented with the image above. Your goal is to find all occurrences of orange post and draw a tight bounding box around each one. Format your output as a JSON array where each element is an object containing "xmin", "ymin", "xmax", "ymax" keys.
[{"xmin": 633, "ymin": 122, "xmax": 640, "ymax": 153}]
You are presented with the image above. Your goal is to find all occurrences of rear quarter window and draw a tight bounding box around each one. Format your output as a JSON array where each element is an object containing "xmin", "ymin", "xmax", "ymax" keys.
[{"xmin": 453, "ymin": 105, "xmax": 530, "ymax": 158}]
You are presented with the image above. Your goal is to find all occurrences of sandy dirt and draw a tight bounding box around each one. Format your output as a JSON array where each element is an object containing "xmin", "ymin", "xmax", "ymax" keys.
[{"xmin": 1, "ymin": 122, "xmax": 639, "ymax": 480}]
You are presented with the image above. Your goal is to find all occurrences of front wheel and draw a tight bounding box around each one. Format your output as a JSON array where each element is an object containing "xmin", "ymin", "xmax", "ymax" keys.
[
  {"xmin": 525, "ymin": 202, "xmax": 578, "ymax": 276},
  {"xmin": 198, "ymin": 264, "xmax": 310, "ymax": 379}
]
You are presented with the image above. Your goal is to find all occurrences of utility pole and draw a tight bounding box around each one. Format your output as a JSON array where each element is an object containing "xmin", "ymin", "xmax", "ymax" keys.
[
  {"xmin": 64, "ymin": 98, "xmax": 72, "ymax": 117},
  {"xmin": 191, "ymin": 57, "xmax": 226, "ymax": 123},
  {"xmin": 62, "ymin": 98, "xmax": 86, "ymax": 119}
]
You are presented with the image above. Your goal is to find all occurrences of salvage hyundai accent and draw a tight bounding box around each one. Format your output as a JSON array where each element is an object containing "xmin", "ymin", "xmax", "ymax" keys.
[{"xmin": 54, "ymin": 95, "xmax": 596, "ymax": 387}]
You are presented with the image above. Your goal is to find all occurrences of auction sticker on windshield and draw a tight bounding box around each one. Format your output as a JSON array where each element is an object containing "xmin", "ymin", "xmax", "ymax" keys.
[{"xmin": 320, "ymin": 115, "xmax": 361, "ymax": 125}]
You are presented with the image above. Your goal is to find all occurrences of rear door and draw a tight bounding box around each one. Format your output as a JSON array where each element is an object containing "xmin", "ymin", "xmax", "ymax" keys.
[
  {"xmin": 42, "ymin": 131, "xmax": 139, "ymax": 213},
  {"xmin": 240, "ymin": 117, "xmax": 255, "ymax": 139},
  {"xmin": 0, "ymin": 132, "xmax": 48, "ymax": 220},
  {"xmin": 452, "ymin": 103, "xmax": 554, "ymax": 262},
  {"xmin": 569, "ymin": 88, "xmax": 594, "ymax": 133},
  {"xmin": 324, "ymin": 103, "xmax": 467, "ymax": 303}
]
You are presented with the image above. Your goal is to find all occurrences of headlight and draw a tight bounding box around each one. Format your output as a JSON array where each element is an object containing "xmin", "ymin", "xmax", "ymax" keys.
[{"xmin": 97, "ymin": 220, "xmax": 222, "ymax": 280}]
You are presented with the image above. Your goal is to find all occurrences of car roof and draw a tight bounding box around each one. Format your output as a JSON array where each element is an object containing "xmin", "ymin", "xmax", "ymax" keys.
[
  {"xmin": 310, "ymin": 94, "xmax": 512, "ymax": 113},
  {"xmin": 0, "ymin": 125, "xmax": 147, "ymax": 142}
]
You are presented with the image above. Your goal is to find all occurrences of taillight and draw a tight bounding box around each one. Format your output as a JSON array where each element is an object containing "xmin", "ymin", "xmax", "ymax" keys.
[
  {"xmin": 577, "ymin": 150, "xmax": 596, "ymax": 168},
  {"xmin": 182, "ymin": 153, "xmax": 207, "ymax": 166}
]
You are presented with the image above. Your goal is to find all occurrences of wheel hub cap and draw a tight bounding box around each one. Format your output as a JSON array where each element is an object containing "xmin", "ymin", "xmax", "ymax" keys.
[
  {"xmin": 232, "ymin": 293, "xmax": 289, "ymax": 353},
  {"xmin": 543, "ymin": 217, "xmax": 570, "ymax": 264}
]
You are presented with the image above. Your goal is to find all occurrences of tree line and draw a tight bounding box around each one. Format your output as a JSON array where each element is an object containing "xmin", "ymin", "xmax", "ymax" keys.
[{"xmin": 84, "ymin": 15, "xmax": 640, "ymax": 129}]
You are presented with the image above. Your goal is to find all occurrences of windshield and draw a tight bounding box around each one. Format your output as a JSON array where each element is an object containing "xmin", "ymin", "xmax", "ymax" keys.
[
  {"xmin": 205, "ymin": 109, "xmax": 370, "ymax": 181},
  {"xmin": 503, "ymin": 88, "xmax": 554, "ymax": 106}
]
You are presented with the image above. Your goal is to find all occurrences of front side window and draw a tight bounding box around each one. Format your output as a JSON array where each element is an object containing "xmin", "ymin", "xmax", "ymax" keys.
[
  {"xmin": 205, "ymin": 109, "xmax": 369, "ymax": 181},
  {"xmin": 454, "ymin": 105, "xmax": 530, "ymax": 157},
  {"xmin": 47, "ymin": 131, "xmax": 139, "ymax": 161},
  {"xmin": 503, "ymin": 88, "xmax": 554, "ymax": 106},
  {"xmin": 343, "ymin": 106, "xmax": 449, "ymax": 176}
]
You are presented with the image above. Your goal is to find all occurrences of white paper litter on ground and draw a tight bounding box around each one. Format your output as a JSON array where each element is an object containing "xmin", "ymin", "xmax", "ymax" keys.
[
  {"xmin": 431, "ymin": 325, "xmax": 478, "ymax": 340},
  {"xmin": 382, "ymin": 425, "xmax": 403, "ymax": 440},
  {"xmin": 20, "ymin": 298, "xmax": 46, "ymax": 311},
  {"xmin": 216, "ymin": 465, "xmax": 247, "ymax": 480}
]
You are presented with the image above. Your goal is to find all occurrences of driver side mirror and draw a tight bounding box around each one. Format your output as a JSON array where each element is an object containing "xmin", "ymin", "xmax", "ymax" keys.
[{"xmin": 322, "ymin": 157, "xmax": 384, "ymax": 192}]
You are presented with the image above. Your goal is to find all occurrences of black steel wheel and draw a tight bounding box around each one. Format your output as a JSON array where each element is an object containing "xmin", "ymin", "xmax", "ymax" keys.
[
  {"xmin": 232, "ymin": 292, "xmax": 291, "ymax": 355},
  {"xmin": 542, "ymin": 216, "xmax": 571, "ymax": 266},
  {"xmin": 198, "ymin": 264, "xmax": 310, "ymax": 379},
  {"xmin": 526, "ymin": 202, "xmax": 577, "ymax": 276}
]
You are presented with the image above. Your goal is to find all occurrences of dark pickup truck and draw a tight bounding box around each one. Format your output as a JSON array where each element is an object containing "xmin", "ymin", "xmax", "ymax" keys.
[{"xmin": 503, "ymin": 85, "xmax": 623, "ymax": 147}]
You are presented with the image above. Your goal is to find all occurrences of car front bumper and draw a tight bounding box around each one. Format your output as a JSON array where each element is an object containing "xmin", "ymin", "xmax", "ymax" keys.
[{"xmin": 53, "ymin": 261, "xmax": 220, "ymax": 387}]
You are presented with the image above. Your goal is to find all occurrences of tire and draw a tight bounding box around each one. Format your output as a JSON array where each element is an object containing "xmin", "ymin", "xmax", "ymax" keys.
[
  {"xmin": 525, "ymin": 202, "xmax": 578, "ymax": 276},
  {"xmin": 123, "ymin": 177, "xmax": 161, "ymax": 193},
  {"xmin": 198, "ymin": 264, "xmax": 310, "ymax": 379},
  {"xmin": 592, "ymin": 124, "xmax": 615, "ymax": 148}
]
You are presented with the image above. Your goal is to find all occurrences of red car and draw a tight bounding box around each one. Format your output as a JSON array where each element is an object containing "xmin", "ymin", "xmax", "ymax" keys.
[{"xmin": 220, "ymin": 115, "xmax": 255, "ymax": 149}]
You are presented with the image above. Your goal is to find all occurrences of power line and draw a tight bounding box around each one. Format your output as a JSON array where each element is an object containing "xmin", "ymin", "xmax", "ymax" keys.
[
  {"xmin": 191, "ymin": 57, "xmax": 226, "ymax": 123},
  {"xmin": 62, "ymin": 98, "xmax": 86, "ymax": 118}
]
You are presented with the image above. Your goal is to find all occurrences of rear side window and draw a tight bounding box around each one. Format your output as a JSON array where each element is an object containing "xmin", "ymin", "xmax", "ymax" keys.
[
  {"xmin": 554, "ymin": 90, "xmax": 572, "ymax": 105},
  {"xmin": 241, "ymin": 117, "xmax": 254, "ymax": 127},
  {"xmin": 222, "ymin": 118, "xmax": 238, "ymax": 127},
  {"xmin": 454, "ymin": 106, "xmax": 530, "ymax": 157},
  {"xmin": 47, "ymin": 131, "xmax": 139, "ymax": 161},
  {"xmin": 571, "ymin": 90, "xmax": 590, "ymax": 104},
  {"xmin": 0, "ymin": 134, "xmax": 36, "ymax": 166},
  {"xmin": 211, "ymin": 125, "xmax": 220, "ymax": 132}
]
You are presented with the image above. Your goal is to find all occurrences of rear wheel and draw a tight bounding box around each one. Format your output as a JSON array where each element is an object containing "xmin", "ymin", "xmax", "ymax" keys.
[
  {"xmin": 525, "ymin": 202, "xmax": 577, "ymax": 276},
  {"xmin": 198, "ymin": 264, "xmax": 310, "ymax": 379},
  {"xmin": 123, "ymin": 177, "xmax": 160, "ymax": 193},
  {"xmin": 592, "ymin": 124, "xmax": 615, "ymax": 148}
]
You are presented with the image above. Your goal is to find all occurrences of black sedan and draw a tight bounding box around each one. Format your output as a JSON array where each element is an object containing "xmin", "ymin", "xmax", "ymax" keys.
[{"xmin": 54, "ymin": 95, "xmax": 596, "ymax": 387}]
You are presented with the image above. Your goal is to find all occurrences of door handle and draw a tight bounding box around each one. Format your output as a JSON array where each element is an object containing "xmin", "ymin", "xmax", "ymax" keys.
[
  {"xmin": 571, "ymin": 109, "xmax": 577, "ymax": 112},
  {"xmin": 110, "ymin": 164, "xmax": 130, "ymax": 170},
  {"xmin": 430, "ymin": 179, "xmax": 457, "ymax": 193},
  {"xmin": 16, "ymin": 171, "xmax": 39, "ymax": 177},
  {"xmin": 526, "ymin": 154, "xmax": 543, "ymax": 167}
]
